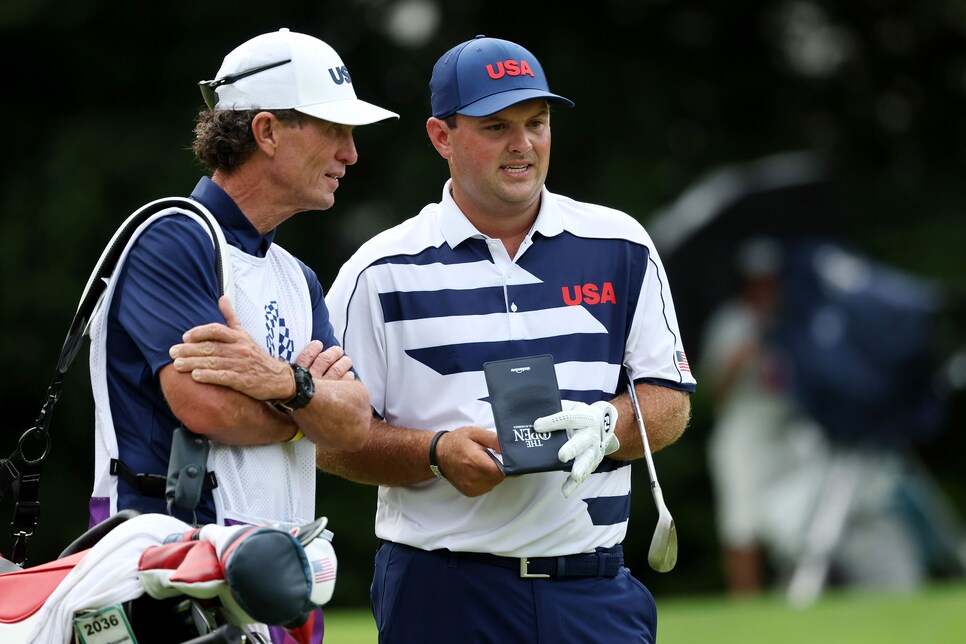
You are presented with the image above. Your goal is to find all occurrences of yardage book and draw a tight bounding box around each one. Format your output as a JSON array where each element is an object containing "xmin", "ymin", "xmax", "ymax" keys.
[{"xmin": 483, "ymin": 354, "xmax": 567, "ymax": 475}]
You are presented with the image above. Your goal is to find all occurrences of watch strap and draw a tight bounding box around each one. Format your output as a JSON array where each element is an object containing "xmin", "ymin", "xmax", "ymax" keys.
[{"xmin": 429, "ymin": 430, "xmax": 449, "ymax": 480}]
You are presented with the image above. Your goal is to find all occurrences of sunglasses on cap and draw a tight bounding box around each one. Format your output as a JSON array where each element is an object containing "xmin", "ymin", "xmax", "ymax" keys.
[{"xmin": 198, "ymin": 58, "xmax": 292, "ymax": 109}]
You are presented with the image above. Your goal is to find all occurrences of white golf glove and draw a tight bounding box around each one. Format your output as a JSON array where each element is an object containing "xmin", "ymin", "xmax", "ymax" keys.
[{"xmin": 533, "ymin": 400, "xmax": 620, "ymax": 497}]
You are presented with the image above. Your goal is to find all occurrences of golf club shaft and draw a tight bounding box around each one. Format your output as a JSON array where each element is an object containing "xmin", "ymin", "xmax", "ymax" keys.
[
  {"xmin": 625, "ymin": 373, "xmax": 660, "ymax": 490},
  {"xmin": 625, "ymin": 366, "xmax": 679, "ymax": 573}
]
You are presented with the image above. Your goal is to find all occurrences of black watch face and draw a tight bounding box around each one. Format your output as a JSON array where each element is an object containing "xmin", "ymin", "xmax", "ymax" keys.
[{"xmin": 291, "ymin": 364, "xmax": 315, "ymax": 410}]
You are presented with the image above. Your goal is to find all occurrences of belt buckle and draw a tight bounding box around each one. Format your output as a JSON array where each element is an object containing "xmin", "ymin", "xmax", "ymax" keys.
[{"xmin": 519, "ymin": 557, "xmax": 550, "ymax": 578}]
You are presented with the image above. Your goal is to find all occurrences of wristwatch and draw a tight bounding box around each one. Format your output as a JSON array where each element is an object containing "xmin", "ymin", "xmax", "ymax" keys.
[{"xmin": 273, "ymin": 364, "xmax": 315, "ymax": 413}]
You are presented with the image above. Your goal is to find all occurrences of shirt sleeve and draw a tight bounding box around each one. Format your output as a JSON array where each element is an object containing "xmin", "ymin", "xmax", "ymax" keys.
[
  {"xmin": 326, "ymin": 262, "xmax": 387, "ymax": 415},
  {"xmin": 115, "ymin": 215, "xmax": 223, "ymax": 376},
  {"xmin": 624, "ymin": 241, "xmax": 697, "ymax": 392}
]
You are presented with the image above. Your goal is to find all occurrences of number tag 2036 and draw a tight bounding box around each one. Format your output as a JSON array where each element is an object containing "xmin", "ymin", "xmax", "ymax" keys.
[{"xmin": 72, "ymin": 604, "xmax": 136, "ymax": 644}]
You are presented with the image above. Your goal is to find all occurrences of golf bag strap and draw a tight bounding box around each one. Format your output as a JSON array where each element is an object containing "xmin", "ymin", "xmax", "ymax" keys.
[
  {"xmin": 66, "ymin": 197, "xmax": 234, "ymax": 374},
  {"xmin": 8, "ymin": 460, "xmax": 41, "ymax": 566},
  {"xmin": 3, "ymin": 197, "xmax": 233, "ymax": 564},
  {"xmin": 0, "ymin": 458, "xmax": 20, "ymax": 505}
]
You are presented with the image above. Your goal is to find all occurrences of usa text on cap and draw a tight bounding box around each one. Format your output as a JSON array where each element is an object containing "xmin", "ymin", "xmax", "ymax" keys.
[
  {"xmin": 199, "ymin": 28, "xmax": 398, "ymax": 126},
  {"xmin": 430, "ymin": 35, "xmax": 574, "ymax": 119}
]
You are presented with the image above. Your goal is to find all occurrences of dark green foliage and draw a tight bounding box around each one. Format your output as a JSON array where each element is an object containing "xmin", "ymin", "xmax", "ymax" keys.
[{"xmin": 2, "ymin": 0, "xmax": 965, "ymax": 606}]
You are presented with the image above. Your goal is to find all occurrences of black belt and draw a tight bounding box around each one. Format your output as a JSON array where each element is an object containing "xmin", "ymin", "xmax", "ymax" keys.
[
  {"xmin": 431, "ymin": 544, "xmax": 624, "ymax": 578},
  {"xmin": 110, "ymin": 458, "xmax": 217, "ymax": 499}
]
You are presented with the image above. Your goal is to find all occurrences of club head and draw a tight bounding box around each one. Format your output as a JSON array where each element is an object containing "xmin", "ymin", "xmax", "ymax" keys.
[
  {"xmin": 647, "ymin": 486, "xmax": 678, "ymax": 572},
  {"xmin": 647, "ymin": 512, "xmax": 678, "ymax": 572}
]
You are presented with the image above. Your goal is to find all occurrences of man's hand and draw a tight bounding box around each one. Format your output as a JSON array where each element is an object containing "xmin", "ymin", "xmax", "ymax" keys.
[
  {"xmin": 431, "ymin": 427, "xmax": 504, "ymax": 497},
  {"xmin": 169, "ymin": 296, "xmax": 299, "ymax": 401},
  {"xmin": 297, "ymin": 340, "xmax": 355, "ymax": 382},
  {"xmin": 533, "ymin": 401, "xmax": 620, "ymax": 497}
]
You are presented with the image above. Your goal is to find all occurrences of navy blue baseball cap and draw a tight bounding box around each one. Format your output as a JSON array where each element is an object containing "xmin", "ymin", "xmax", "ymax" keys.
[{"xmin": 430, "ymin": 35, "xmax": 574, "ymax": 119}]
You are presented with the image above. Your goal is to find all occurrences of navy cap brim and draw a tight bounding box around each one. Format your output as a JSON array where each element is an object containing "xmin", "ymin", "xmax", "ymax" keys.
[{"xmin": 455, "ymin": 88, "xmax": 574, "ymax": 117}]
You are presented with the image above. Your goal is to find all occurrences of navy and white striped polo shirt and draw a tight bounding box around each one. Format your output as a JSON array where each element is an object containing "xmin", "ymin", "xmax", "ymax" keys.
[{"xmin": 326, "ymin": 180, "xmax": 695, "ymax": 556}]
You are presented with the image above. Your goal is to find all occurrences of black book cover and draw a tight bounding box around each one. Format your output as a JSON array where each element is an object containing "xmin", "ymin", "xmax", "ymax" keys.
[{"xmin": 484, "ymin": 354, "xmax": 567, "ymax": 475}]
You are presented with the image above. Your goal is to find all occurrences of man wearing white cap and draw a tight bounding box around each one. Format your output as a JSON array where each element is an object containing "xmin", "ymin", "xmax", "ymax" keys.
[
  {"xmin": 321, "ymin": 35, "xmax": 694, "ymax": 642},
  {"xmin": 89, "ymin": 27, "xmax": 394, "ymax": 562}
]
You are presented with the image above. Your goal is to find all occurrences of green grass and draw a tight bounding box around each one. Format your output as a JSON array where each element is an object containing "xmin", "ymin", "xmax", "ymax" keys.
[
  {"xmin": 323, "ymin": 609, "xmax": 377, "ymax": 644},
  {"xmin": 323, "ymin": 581, "xmax": 966, "ymax": 643},
  {"xmin": 659, "ymin": 583, "xmax": 966, "ymax": 644}
]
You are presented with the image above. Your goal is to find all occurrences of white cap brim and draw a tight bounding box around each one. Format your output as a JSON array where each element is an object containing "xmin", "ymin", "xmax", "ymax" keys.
[{"xmin": 296, "ymin": 98, "xmax": 399, "ymax": 126}]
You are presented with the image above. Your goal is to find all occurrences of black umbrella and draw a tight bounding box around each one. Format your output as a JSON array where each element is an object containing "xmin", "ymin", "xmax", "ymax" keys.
[
  {"xmin": 647, "ymin": 151, "xmax": 850, "ymax": 365},
  {"xmin": 646, "ymin": 151, "xmax": 947, "ymax": 447},
  {"xmin": 778, "ymin": 240, "xmax": 946, "ymax": 447}
]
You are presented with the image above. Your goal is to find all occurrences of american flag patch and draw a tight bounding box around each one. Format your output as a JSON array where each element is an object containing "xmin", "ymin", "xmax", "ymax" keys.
[
  {"xmin": 312, "ymin": 558, "xmax": 336, "ymax": 584},
  {"xmin": 675, "ymin": 351, "xmax": 691, "ymax": 372}
]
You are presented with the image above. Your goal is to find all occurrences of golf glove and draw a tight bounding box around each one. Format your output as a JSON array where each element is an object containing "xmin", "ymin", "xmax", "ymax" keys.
[{"xmin": 534, "ymin": 400, "xmax": 619, "ymax": 497}]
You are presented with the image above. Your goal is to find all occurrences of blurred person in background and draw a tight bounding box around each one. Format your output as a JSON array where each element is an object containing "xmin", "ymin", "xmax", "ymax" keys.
[
  {"xmin": 702, "ymin": 237, "xmax": 928, "ymax": 599},
  {"xmin": 702, "ymin": 238, "xmax": 827, "ymax": 595}
]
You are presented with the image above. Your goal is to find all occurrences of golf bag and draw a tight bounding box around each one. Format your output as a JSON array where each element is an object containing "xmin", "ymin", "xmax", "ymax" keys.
[
  {"xmin": 0, "ymin": 510, "xmax": 337, "ymax": 643},
  {"xmin": 777, "ymin": 240, "xmax": 947, "ymax": 448}
]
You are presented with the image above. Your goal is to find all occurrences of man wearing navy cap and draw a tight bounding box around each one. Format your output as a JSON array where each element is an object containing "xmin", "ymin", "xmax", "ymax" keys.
[{"xmin": 322, "ymin": 36, "xmax": 695, "ymax": 642}]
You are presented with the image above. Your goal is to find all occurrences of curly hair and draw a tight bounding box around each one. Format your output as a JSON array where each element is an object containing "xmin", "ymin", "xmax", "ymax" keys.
[{"xmin": 193, "ymin": 109, "xmax": 306, "ymax": 173}]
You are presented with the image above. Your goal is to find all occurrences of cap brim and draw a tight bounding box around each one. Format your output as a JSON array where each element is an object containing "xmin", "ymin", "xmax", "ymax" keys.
[
  {"xmin": 297, "ymin": 98, "xmax": 399, "ymax": 125},
  {"xmin": 457, "ymin": 89, "xmax": 574, "ymax": 118}
]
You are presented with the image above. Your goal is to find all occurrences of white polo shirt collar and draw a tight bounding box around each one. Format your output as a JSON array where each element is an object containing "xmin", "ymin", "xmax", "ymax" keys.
[{"xmin": 437, "ymin": 179, "xmax": 565, "ymax": 249}]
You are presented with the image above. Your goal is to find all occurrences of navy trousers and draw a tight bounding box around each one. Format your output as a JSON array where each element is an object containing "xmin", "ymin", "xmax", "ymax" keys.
[{"xmin": 371, "ymin": 541, "xmax": 657, "ymax": 643}]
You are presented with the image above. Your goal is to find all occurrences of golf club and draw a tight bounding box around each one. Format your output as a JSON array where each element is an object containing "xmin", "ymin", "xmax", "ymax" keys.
[{"xmin": 625, "ymin": 367, "xmax": 678, "ymax": 572}]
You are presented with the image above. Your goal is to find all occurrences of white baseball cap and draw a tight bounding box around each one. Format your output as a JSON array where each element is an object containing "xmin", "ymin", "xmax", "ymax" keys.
[{"xmin": 199, "ymin": 28, "xmax": 398, "ymax": 126}]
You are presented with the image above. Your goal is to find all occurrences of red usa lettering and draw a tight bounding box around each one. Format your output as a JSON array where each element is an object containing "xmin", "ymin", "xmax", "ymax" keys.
[
  {"xmin": 561, "ymin": 282, "xmax": 617, "ymax": 306},
  {"xmin": 486, "ymin": 59, "xmax": 535, "ymax": 79}
]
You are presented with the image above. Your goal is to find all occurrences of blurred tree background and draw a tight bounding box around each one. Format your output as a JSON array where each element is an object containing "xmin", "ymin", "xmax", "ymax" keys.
[{"xmin": 2, "ymin": 0, "xmax": 965, "ymax": 607}]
